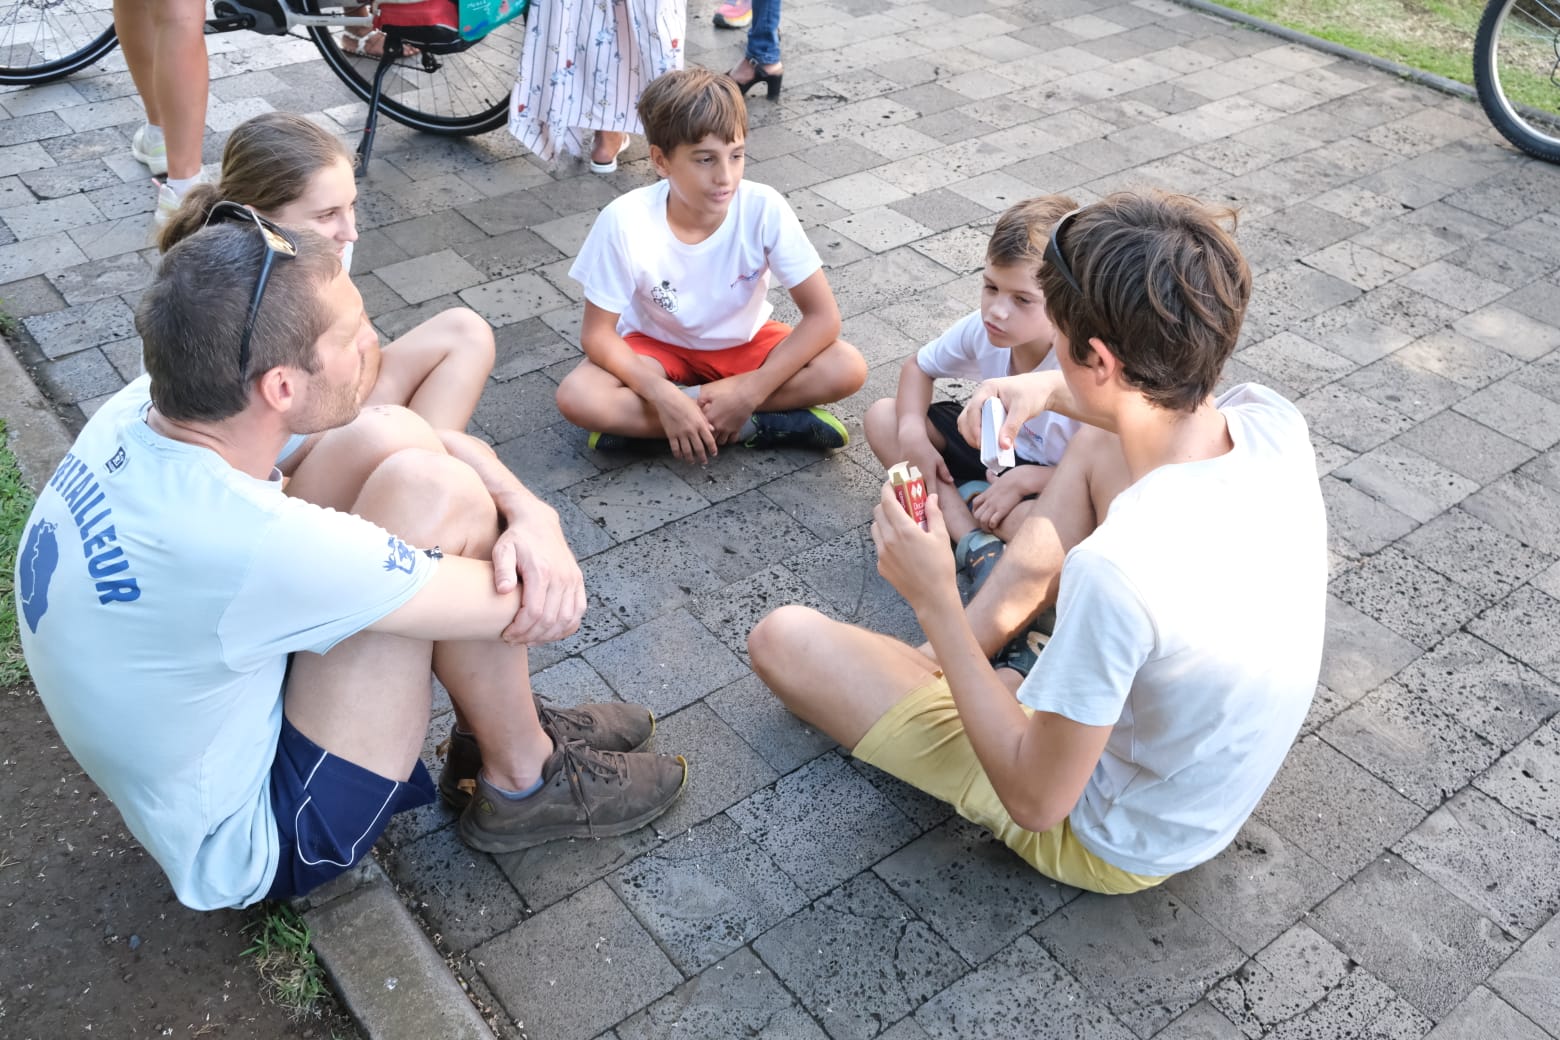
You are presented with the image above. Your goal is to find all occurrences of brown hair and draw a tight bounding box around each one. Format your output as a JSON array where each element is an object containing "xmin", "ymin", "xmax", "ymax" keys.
[
  {"xmin": 1039, "ymin": 192, "xmax": 1251, "ymax": 414},
  {"xmin": 139, "ymin": 225, "xmax": 340, "ymax": 422},
  {"xmin": 637, "ymin": 68, "xmax": 747, "ymax": 154},
  {"xmin": 156, "ymin": 112, "xmax": 353, "ymax": 253},
  {"xmin": 986, "ymin": 194, "xmax": 1079, "ymax": 280}
]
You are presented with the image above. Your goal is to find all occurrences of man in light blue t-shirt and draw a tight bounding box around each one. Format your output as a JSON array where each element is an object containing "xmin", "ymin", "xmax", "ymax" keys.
[{"xmin": 15, "ymin": 216, "xmax": 688, "ymax": 910}]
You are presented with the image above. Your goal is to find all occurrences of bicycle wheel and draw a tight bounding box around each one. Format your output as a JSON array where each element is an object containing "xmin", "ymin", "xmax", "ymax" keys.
[
  {"xmin": 306, "ymin": 3, "xmax": 522, "ymax": 136},
  {"xmin": 1474, "ymin": 0, "xmax": 1560, "ymax": 163},
  {"xmin": 0, "ymin": 0, "xmax": 117, "ymax": 85}
]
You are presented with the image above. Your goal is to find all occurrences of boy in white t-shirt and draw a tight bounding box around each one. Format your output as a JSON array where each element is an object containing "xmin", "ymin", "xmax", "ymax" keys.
[
  {"xmin": 864, "ymin": 195, "xmax": 1080, "ymax": 590},
  {"xmin": 750, "ymin": 193, "xmax": 1327, "ymax": 893},
  {"xmin": 556, "ymin": 68, "xmax": 867, "ymax": 464}
]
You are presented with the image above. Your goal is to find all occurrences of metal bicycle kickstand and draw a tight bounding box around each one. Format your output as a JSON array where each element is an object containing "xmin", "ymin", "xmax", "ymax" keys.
[{"xmin": 356, "ymin": 31, "xmax": 414, "ymax": 174}]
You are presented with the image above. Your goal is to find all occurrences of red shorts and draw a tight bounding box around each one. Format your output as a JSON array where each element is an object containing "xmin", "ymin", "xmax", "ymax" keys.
[{"xmin": 624, "ymin": 320, "xmax": 792, "ymax": 384}]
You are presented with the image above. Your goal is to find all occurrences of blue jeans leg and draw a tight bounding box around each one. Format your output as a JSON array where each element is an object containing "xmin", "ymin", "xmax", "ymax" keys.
[{"xmin": 746, "ymin": 0, "xmax": 781, "ymax": 65}]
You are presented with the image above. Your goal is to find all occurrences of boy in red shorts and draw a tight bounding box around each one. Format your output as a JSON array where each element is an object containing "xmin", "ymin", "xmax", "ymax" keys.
[{"xmin": 555, "ymin": 68, "xmax": 866, "ymax": 463}]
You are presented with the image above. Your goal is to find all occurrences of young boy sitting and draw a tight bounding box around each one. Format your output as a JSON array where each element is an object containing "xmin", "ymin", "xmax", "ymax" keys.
[
  {"xmin": 555, "ymin": 68, "xmax": 867, "ymax": 463},
  {"xmin": 864, "ymin": 195, "xmax": 1080, "ymax": 588}
]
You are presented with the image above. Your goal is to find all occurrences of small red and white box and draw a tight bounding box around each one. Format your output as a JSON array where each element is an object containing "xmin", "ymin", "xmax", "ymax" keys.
[{"xmin": 887, "ymin": 462, "xmax": 929, "ymax": 530}]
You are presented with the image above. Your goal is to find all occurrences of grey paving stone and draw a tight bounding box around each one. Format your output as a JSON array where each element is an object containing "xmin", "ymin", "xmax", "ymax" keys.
[
  {"xmin": 729, "ymin": 752, "xmax": 917, "ymax": 899},
  {"xmin": 1395, "ymin": 329, "xmax": 1522, "ymax": 392},
  {"xmin": 1395, "ymin": 409, "xmax": 1536, "ymax": 485},
  {"xmin": 492, "ymin": 422, "xmax": 600, "ymax": 494},
  {"xmin": 1399, "ymin": 508, "xmax": 1555, "ymax": 603},
  {"xmin": 33, "ymin": 346, "xmax": 121, "ymax": 405},
  {"xmin": 1521, "ymin": 445, "xmax": 1560, "ymax": 494},
  {"xmin": 386, "ymin": 823, "xmax": 526, "ymax": 952},
  {"xmin": 1330, "ymin": 547, "xmax": 1489, "ymax": 650},
  {"xmin": 1236, "ymin": 332, "xmax": 1354, "ymax": 395},
  {"xmin": 1293, "ymin": 308, "xmax": 1413, "ymax": 366},
  {"xmin": 1333, "ymin": 440, "xmax": 1477, "ymax": 523},
  {"xmin": 1310, "ymin": 853, "xmax": 1520, "ymax": 1019},
  {"xmin": 1254, "ymin": 734, "xmax": 1424, "ymax": 877},
  {"xmin": 372, "ymin": 250, "xmax": 487, "ymax": 309},
  {"xmin": 670, "ymin": 446, "xmax": 817, "ymax": 505},
  {"xmin": 646, "ymin": 702, "xmax": 783, "ymax": 839},
  {"xmin": 459, "ymin": 270, "xmax": 570, "ymax": 328},
  {"xmin": 613, "ymin": 947, "xmax": 827, "ymax": 1040},
  {"xmin": 689, "ymin": 562, "xmax": 839, "ymax": 664},
  {"xmin": 1393, "ymin": 631, "xmax": 1560, "ymax": 751},
  {"xmin": 1424, "ymin": 987, "xmax": 1550, "ymax": 1040},
  {"xmin": 1454, "ymin": 377, "xmax": 1560, "ymax": 452},
  {"xmin": 1207, "ymin": 922, "xmax": 1433, "ymax": 1040},
  {"xmin": 1152, "ymin": 1002, "xmax": 1243, "ymax": 1040},
  {"xmin": 1034, "ymin": 887, "xmax": 1246, "ymax": 1038},
  {"xmin": 1462, "ymin": 472, "xmax": 1560, "ymax": 555},
  {"xmin": 1488, "ymin": 910, "xmax": 1560, "ymax": 1035},
  {"xmin": 913, "ymin": 934, "xmax": 1135, "ymax": 1040},
  {"xmin": 705, "ymin": 673, "xmax": 837, "ymax": 775},
  {"xmin": 752, "ymin": 872, "xmax": 967, "ymax": 1040},
  {"xmin": 584, "ymin": 528, "xmax": 725, "ymax": 629},
  {"xmin": 469, "ymin": 369, "xmax": 563, "ymax": 443},
  {"xmin": 1456, "ymin": 303, "xmax": 1560, "ymax": 364},
  {"xmin": 1301, "ymin": 239, "xmax": 1410, "ymax": 291},
  {"xmin": 785, "ymin": 526, "xmax": 905, "ymax": 621},
  {"xmin": 608, "ymin": 814, "xmax": 807, "ymax": 974},
  {"xmin": 583, "ymin": 609, "xmax": 746, "ymax": 717},
  {"xmin": 570, "ymin": 461, "xmax": 712, "ymax": 544},
  {"xmin": 471, "ymin": 881, "xmax": 682, "ymax": 1040},
  {"xmin": 758, "ymin": 455, "xmax": 883, "ymax": 542},
  {"xmin": 1319, "ymin": 595, "xmax": 1422, "ymax": 701},
  {"xmin": 1469, "ymin": 586, "xmax": 1560, "ymax": 687},
  {"xmin": 662, "ymin": 489, "xmax": 821, "ymax": 584},
  {"xmin": 1393, "ymin": 786, "xmax": 1560, "ymax": 939},
  {"xmin": 524, "ymin": 593, "xmax": 629, "ymax": 675},
  {"xmin": 1322, "ymin": 679, "xmax": 1500, "ymax": 810},
  {"xmin": 873, "ymin": 816, "xmax": 1078, "ymax": 965},
  {"xmin": 1476, "ymin": 718, "xmax": 1560, "ymax": 843},
  {"xmin": 1298, "ymin": 383, "xmax": 1417, "ymax": 454},
  {"xmin": 1163, "ymin": 816, "xmax": 1342, "ymax": 958},
  {"xmin": 848, "ymin": 757, "xmax": 956, "ymax": 833}
]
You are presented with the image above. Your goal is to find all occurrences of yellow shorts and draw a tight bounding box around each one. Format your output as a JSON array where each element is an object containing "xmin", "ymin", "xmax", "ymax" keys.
[{"xmin": 853, "ymin": 672, "xmax": 1167, "ymax": 895}]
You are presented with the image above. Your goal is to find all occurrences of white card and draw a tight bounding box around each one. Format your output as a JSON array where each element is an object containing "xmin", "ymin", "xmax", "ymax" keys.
[{"xmin": 980, "ymin": 397, "xmax": 1016, "ymax": 471}]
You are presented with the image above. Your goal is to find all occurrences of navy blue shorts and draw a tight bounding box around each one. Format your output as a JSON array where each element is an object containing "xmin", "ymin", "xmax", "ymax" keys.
[
  {"xmin": 926, "ymin": 401, "xmax": 1038, "ymax": 485},
  {"xmin": 265, "ymin": 716, "xmax": 436, "ymax": 902}
]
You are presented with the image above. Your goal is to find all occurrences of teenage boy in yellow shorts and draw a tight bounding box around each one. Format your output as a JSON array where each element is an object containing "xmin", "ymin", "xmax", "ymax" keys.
[
  {"xmin": 750, "ymin": 193, "xmax": 1327, "ymax": 894},
  {"xmin": 556, "ymin": 68, "xmax": 866, "ymax": 464}
]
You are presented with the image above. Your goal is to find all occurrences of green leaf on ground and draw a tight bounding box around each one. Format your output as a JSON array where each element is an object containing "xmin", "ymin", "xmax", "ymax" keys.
[{"xmin": 1, "ymin": 421, "xmax": 36, "ymax": 689}]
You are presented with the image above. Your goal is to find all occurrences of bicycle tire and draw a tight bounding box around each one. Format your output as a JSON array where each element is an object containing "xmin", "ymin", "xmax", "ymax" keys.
[
  {"xmin": 0, "ymin": 0, "xmax": 118, "ymax": 86},
  {"xmin": 305, "ymin": 2, "xmax": 521, "ymax": 136},
  {"xmin": 1474, "ymin": 0, "xmax": 1560, "ymax": 163}
]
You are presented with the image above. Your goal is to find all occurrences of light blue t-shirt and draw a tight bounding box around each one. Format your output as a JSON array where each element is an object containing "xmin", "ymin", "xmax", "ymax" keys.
[{"xmin": 14, "ymin": 376, "xmax": 435, "ymax": 910}]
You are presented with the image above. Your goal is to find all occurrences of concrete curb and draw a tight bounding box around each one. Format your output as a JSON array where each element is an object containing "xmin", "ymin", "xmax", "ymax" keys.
[
  {"xmin": 0, "ymin": 337, "xmax": 490, "ymax": 1040},
  {"xmin": 1174, "ymin": 0, "xmax": 1478, "ymax": 102}
]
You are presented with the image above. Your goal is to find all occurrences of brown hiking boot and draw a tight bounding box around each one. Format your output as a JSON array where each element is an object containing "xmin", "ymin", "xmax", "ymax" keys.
[
  {"xmin": 436, "ymin": 699, "xmax": 656, "ymax": 811},
  {"xmin": 457, "ymin": 740, "xmax": 687, "ymax": 854}
]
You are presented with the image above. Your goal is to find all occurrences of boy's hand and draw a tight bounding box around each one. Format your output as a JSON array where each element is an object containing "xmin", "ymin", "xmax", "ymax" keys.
[
  {"xmin": 651, "ymin": 384, "xmax": 719, "ymax": 464},
  {"xmin": 897, "ymin": 424, "xmax": 955, "ymax": 489},
  {"xmin": 969, "ymin": 466, "xmax": 1036, "ymax": 531},
  {"xmin": 872, "ymin": 483, "xmax": 959, "ymax": 613},
  {"xmin": 696, "ymin": 377, "xmax": 763, "ymax": 444},
  {"xmin": 960, "ymin": 371, "xmax": 1066, "ymax": 451}
]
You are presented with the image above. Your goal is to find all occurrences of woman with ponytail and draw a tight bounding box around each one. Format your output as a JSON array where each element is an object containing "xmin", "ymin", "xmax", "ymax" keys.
[{"xmin": 158, "ymin": 113, "xmax": 496, "ymax": 453}]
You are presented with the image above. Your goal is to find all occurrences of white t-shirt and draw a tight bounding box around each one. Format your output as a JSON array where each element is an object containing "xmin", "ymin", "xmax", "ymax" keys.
[
  {"xmin": 916, "ymin": 310, "xmax": 1079, "ymax": 466},
  {"xmin": 569, "ymin": 179, "xmax": 822, "ymax": 351},
  {"xmin": 1017, "ymin": 384, "xmax": 1326, "ymax": 877},
  {"xmin": 14, "ymin": 376, "xmax": 435, "ymax": 910}
]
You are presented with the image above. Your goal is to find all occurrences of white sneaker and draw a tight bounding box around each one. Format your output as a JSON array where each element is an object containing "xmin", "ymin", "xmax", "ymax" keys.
[
  {"xmin": 131, "ymin": 125, "xmax": 168, "ymax": 176},
  {"xmin": 153, "ymin": 169, "xmax": 209, "ymax": 230}
]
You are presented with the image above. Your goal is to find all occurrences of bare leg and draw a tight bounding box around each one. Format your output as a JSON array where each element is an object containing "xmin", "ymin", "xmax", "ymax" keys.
[
  {"xmin": 554, "ymin": 356, "xmax": 678, "ymax": 437},
  {"xmin": 151, "ymin": 0, "xmax": 207, "ymax": 180},
  {"xmin": 364, "ymin": 307, "xmax": 496, "ymax": 430},
  {"xmin": 752, "ymin": 339, "xmax": 867, "ymax": 410},
  {"xmin": 282, "ymin": 448, "xmax": 551, "ymax": 789},
  {"xmin": 962, "ymin": 425, "xmax": 1132, "ymax": 656},
  {"xmin": 283, "ymin": 406, "xmax": 443, "ymax": 513},
  {"xmin": 863, "ymin": 396, "xmax": 978, "ymax": 542},
  {"xmin": 749, "ymin": 604, "xmax": 943, "ymax": 749}
]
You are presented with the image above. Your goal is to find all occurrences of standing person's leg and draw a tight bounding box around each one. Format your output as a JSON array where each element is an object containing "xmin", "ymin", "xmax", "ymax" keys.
[
  {"xmin": 140, "ymin": 0, "xmax": 208, "ymax": 181},
  {"xmin": 729, "ymin": 0, "xmax": 780, "ymax": 97}
]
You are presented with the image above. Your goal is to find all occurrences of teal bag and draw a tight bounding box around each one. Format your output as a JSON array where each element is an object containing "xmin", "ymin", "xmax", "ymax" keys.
[{"xmin": 458, "ymin": 0, "xmax": 526, "ymax": 40}]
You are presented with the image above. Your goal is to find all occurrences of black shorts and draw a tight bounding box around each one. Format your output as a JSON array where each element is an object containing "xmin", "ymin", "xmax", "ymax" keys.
[{"xmin": 925, "ymin": 401, "xmax": 1039, "ymax": 485}]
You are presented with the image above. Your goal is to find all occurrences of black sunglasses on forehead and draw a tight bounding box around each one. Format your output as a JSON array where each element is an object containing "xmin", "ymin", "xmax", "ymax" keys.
[
  {"xmin": 202, "ymin": 201, "xmax": 299, "ymax": 378},
  {"xmin": 1043, "ymin": 208, "xmax": 1084, "ymax": 296}
]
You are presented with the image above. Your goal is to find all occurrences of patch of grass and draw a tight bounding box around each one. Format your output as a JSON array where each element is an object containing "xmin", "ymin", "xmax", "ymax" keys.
[
  {"xmin": 0, "ymin": 422, "xmax": 36, "ymax": 688},
  {"xmin": 242, "ymin": 904, "xmax": 333, "ymax": 1021},
  {"xmin": 1219, "ymin": 0, "xmax": 1486, "ymax": 83}
]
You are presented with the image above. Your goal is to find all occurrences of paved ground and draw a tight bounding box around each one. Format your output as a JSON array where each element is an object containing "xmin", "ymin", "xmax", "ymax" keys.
[{"xmin": 4, "ymin": 0, "xmax": 1560, "ymax": 1037}]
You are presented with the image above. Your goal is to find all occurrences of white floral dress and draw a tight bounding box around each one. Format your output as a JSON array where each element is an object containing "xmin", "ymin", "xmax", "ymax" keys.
[{"xmin": 507, "ymin": 0, "xmax": 686, "ymax": 162}]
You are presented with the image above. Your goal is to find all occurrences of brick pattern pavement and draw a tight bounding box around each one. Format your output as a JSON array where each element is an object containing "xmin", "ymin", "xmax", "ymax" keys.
[{"xmin": 6, "ymin": 0, "xmax": 1560, "ymax": 1038}]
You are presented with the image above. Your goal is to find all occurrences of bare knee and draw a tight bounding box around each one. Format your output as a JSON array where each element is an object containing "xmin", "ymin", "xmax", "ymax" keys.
[
  {"xmin": 863, "ymin": 397, "xmax": 898, "ymax": 465},
  {"xmin": 439, "ymin": 307, "xmax": 496, "ymax": 378},
  {"xmin": 358, "ymin": 449, "xmax": 495, "ymax": 550},
  {"xmin": 748, "ymin": 605, "xmax": 826, "ymax": 695},
  {"xmin": 555, "ymin": 361, "xmax": 608, "ymax": 427},
  {"xmin": 820, "ymin": 340, "xmax": 868, "ymax": 401}
]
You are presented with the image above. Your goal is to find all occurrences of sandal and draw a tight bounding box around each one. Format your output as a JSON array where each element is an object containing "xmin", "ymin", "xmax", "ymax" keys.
[
  {"xmin": 991, "ymin": 613, "xmax": 1054, "ymax": 677},
  {"xmin": 339, "ymin": 27, "xmax": 419, "ymax": 59},
  {"xmin": 955, "ymin": 530, "xmax": 1005, "ymax": 594},
  {"xmin": 589, "ymin": 133, "xmax": 631, "ymax": 173}
]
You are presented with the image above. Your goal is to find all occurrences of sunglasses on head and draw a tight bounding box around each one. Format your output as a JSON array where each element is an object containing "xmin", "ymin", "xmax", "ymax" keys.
[
  {"xmin": 202, "ymin": 201, "xmax": 299, "ymax": 378},
  {"xmin": 1043, "ymin": 208, "xmax": 1084, "ymax": 296}
]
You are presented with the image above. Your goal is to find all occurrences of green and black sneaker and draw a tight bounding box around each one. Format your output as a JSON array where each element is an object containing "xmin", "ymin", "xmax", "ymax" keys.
[
  {"xmin": 587, "ymin": 431, "xmax": 666, "ymax": 454},
  {"xmin": 744, "ymin": 407, "xmax": 848, "ymax": 450}
]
